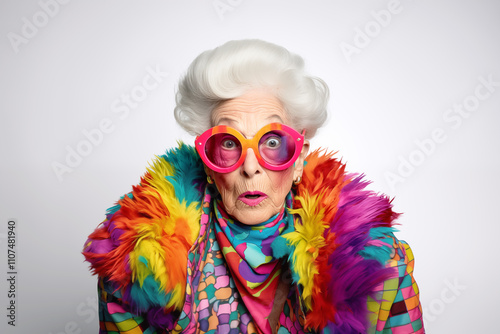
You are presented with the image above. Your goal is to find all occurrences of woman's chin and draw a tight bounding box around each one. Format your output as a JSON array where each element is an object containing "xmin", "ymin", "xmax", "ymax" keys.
[{"xmin": 230, "ymin": 203, "xmax": 278, "ymax": 225}]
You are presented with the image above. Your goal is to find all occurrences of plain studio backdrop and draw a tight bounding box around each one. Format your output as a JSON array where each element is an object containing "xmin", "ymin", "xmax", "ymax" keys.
[{"xmin": 1, "ymin": 1, "xmax": 499, "ymax": 333}]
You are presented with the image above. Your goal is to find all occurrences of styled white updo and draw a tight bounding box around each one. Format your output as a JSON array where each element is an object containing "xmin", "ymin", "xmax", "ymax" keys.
[{"xmin": 174, "ymin": 39, "xmax": 329, "ymax": 139}]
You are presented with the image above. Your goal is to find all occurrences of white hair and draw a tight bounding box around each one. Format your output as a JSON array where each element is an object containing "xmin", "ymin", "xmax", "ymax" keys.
[{"xmin": 174, "ymin": 39, "xmax": 329, "ymax": 139}]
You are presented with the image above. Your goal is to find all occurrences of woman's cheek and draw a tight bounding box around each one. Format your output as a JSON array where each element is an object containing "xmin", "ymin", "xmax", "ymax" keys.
[
  {"xmin": 268, "ymin": 170, "xmax": 294, "ymax": 200},
  {"xmin": 213, "ymin": 173, "xmax": 238, "ymax": 205}
]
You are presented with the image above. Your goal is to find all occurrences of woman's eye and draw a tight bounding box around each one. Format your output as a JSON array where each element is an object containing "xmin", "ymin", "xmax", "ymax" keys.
[
  {"xmin": 265, "ymin": 136, "xmax": 281, "ymax": 148},
  {"xmin": 221, "ymin": 139, "xmax": 237, "ymax": 149}
]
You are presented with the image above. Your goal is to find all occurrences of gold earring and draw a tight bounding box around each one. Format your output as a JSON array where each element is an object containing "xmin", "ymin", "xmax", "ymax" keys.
[
  {"xmin": 207, "ymin": 175, "xmax": 214, "ymax": 184},
  {"xmin": 293, "ymin": 176, "xmax": 302, "ymax": 185}
]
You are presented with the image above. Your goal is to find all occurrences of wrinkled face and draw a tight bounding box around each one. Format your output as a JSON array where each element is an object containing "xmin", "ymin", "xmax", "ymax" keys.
[{"xmin": 206, "ymin": 90, "xmax": 309, "ymax": 225}]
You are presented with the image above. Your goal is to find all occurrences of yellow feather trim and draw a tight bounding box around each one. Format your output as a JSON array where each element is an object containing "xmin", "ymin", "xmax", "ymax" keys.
[
  {"xmin": 130, "ymin": 234, "xmax": 167, "ymax": 288},
  {"xmin": 143, "ymin": 157, "xmax": 176, "ymax": 203},
  {"xmin": 286, "ymin": 191, "xmax": 329, "ymax": 311}
]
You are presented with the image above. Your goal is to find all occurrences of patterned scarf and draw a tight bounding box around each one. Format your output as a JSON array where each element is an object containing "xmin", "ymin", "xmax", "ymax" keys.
[{"xmin": 212, "ymin": 193, "xmax": 294, "ymax": 333}]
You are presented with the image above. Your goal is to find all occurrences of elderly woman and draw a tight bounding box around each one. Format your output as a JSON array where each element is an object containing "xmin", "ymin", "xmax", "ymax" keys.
[{"xmin": 83, "ymin": 40, "xmax": 424, "ymax": 334}]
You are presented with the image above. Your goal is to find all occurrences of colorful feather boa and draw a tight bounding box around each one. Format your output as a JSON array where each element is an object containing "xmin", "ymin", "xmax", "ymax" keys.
[{"xmin": 83, "ymin": 143, "xmax": 400, "ymax": 333}]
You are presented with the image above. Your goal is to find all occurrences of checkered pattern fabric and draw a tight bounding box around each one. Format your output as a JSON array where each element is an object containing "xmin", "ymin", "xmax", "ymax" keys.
[
  {"xmin": 96, "ymin": 239, "xmax": 424, "ymax": 334},
  {"xmin": 367, "ymin": 238, "xmax": 424, "ymax": 334},
  {"xmin": 98, "ymin": 279, "xmax": 157, "ymax": 334}
]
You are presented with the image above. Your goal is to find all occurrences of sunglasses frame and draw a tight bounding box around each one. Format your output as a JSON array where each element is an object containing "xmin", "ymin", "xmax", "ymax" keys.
[{"xmin": 195, "ymin": 123, "xmax": 305, "ymax": 173}]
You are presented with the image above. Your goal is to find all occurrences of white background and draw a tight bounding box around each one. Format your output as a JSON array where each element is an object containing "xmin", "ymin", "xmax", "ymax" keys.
[{"xmin": 1, "ymin": 1, "xmax": 499, "ymax": 333}]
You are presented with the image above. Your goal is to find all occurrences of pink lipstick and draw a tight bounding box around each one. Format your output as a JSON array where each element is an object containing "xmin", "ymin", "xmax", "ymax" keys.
[{"xmin": 238, "ymin": 191, "xmax": 267, "ymax": 206}]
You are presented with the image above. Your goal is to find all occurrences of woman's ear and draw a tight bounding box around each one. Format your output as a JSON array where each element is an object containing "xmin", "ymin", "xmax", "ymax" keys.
[
  {"xmin": 293, "ymin": 140, "xmax": 310, "ymax": 181},
  {"xmin": 203, "ymin": 165, "xmax": 214, "ymax": 184}
]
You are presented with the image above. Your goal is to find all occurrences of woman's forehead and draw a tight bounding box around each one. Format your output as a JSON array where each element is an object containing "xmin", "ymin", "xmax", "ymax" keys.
[{"xmin": 211, "ymin": 91, "xmax": 290, "ymax": 136}]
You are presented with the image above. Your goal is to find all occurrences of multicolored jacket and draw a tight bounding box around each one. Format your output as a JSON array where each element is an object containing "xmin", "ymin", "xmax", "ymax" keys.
[{"xmin": 83, "ymin": 143, "xmax": 424, "ymax": 333}]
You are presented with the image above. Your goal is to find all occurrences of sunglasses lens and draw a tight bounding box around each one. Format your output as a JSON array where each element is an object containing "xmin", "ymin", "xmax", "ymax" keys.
[
  {"xmin": 205, "ymin": 133, "xmax": 242, "ymax": 168},
  {"xmin": 259, "ymin": 130, "xmax": 296, "ymax": 167}
]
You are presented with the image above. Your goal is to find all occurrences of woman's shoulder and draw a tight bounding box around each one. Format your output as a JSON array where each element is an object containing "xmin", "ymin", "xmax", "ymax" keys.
[
  {"xmin": 282, "ymin": 149, "xmax": 414, "ymax": 333},
  {"xmin": 82, "ymin": 143, "xmax": 206, "ymax": 314}
]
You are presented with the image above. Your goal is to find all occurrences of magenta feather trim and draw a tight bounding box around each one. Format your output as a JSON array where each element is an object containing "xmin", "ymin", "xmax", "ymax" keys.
[{"xmin": 325, "ymin": 176, "xmax": 398, "ymax": 332}]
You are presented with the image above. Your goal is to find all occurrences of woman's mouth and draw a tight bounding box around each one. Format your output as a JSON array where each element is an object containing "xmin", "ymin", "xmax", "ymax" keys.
[{"xmin": 238, "ymin": 191, "xmax": 267, "ymax": 206}]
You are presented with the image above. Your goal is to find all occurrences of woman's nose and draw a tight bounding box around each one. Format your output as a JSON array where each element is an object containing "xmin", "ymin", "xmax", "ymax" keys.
[{"xmin": 241, "ymin": 148, "xmax": 262, "ymax": 177}]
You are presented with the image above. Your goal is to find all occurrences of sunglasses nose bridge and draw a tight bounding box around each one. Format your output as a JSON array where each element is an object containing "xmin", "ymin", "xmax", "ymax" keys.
[{"xmin": 240, "ymin": 146, "xmax": 262, "ymax": 175}]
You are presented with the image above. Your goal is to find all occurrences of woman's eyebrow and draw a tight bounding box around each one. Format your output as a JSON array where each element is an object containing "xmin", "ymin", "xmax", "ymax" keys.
[
  {"xmin": 266, "ymin": 115, "xmax": 284, "ymax": 123},
  {"xmin": 214, "ymin": 116, "xmax": 283, "ymax": 127},
  {"xmin": 213, "ymin": 116, "xmax": 236, "ymax": 125}
]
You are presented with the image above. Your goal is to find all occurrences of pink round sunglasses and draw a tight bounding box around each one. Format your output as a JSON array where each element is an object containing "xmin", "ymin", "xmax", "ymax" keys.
[{"xmin": 195, "ymin": 123, "xmax": 305, "ymax": 173}]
